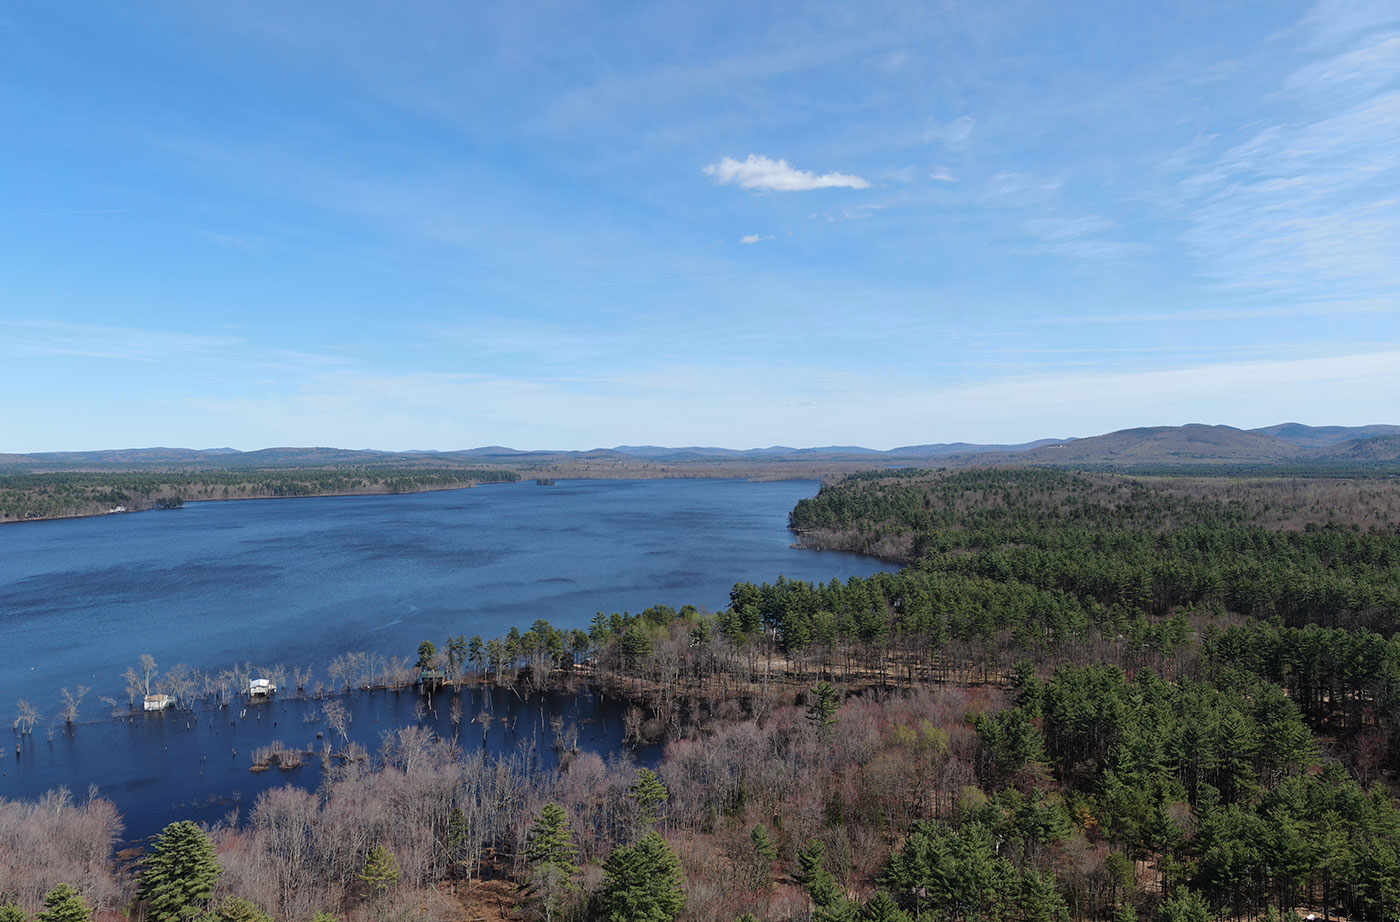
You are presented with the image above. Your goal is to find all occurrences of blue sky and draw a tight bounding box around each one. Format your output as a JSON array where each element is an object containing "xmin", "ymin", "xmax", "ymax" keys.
[{"xmin": 2, "ymin": 0, "xmax": 1397, "ymax": 451}]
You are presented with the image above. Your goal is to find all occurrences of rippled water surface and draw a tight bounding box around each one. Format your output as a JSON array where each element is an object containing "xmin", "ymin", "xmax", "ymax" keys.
[{"xmin": 0, "ymin": 478, "xmax": 891, "ymax": 835}]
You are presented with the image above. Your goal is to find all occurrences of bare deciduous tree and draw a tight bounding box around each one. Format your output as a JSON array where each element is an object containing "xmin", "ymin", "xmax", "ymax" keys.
[
  {"xmin": 139, "ymin": 654, "xmax": 158, "ymax": 695},
  {"xmin": 323, "ymin": 699, "xmax": 350, "ymax": 749},
  {"xmin": 13, "ymin": 699, "xmax": 39, "ymax": 735},
  {"xmin": 59, "ymin": 686, "xmax": 89, "ymax": 725}
]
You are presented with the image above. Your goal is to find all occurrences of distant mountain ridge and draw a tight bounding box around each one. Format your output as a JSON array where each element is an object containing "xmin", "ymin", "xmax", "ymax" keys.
[{"xmin": 4, "ymin": 423, "xmax": 1398, "ymax": 471}]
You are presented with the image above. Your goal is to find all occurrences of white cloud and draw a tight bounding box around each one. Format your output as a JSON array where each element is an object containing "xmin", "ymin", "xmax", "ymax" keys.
[
  {"xmin": 922, "ymin": 115, "xmax": 975, "ymax": 150},
  {"xmin": 810, "ymin": 204, "xmax": 890, "ymax": 223},
  {"xmin": 980, "ymin": 172, "xmax": 1064, "ymax": 207},
  {"xmin": 1174, "ymin": 5, "xmax": 1400, "ymax": 298},
  {"xmin": 928, "ymin": 168, "xmax": 957, "ymax": 182},
  {"xmin": 1023, "ymin": 215, "xmax": 1116, "ymax": 241},
  {"xmin": 1283, "ymin": 32, "xmax": 1400, "ymax": 107},
  {"xmin": 703, "ymin": 154, "xmax": 870, "ymax": 191},
  {"xmin": 1040, "ymin": 298, "xmax": 1400, "ymax": 325},
  {"xmin": 1300, "ymin": 0, "xmax": 1400, "ymax": 50},
  {"xmin": 869, "ymin": 49, "xmax": 910, "ymax": 73},
  {"xmin": 1021, "ymin": 215, "xmax": 1141, "ymax": 260},
  {"xmin": 0, "ymin": 320, "xmax": 242, "ymax": 362},
  {"xmin": 740, "ymin": 234, "xmax": 774, "ymax": 244},
  {"xmin": 1179, "ymin": 91, "xmax": 1400, "ymax": 295}
]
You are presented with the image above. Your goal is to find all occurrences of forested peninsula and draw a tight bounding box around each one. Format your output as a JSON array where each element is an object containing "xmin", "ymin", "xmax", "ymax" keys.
[
  {"xmin": 0, "ymin": 469, "xmax": 520, "ymax": 523},
  {"xmin": 5, "ymin": 467, "xmax": 1400, "ymax": 922}
]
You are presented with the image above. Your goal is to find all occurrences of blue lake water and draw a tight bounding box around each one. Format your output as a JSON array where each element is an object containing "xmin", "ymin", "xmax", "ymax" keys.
[
  {"xmin": 6, "ymin": 685, "xmax": 660, "ymax": 843},
  {"xmin": 0, "ymin": 478, "xmax": 891, "ymax": 837}
]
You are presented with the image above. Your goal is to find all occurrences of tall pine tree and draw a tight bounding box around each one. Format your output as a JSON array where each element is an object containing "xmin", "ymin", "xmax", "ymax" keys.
[
  {"xmin": 599, "ymin": 831, "xmax": 685, "ymax": 922},
  {"xmin": 137, "ymin": 821, "xmax": 221, "ymax": 922},
  {"xmin": 35, "ymin": 886, "xmax": 89, "ymax": 922},
  {"xmin": 523, "ymin": 803, "xmax": 578, "ymax": 922}
]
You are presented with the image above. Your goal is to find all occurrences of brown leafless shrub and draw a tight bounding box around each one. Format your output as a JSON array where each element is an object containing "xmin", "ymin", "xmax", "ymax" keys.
[{"xmin": 0, "ymin": 790, "xmax": 125, "ymax": 914}]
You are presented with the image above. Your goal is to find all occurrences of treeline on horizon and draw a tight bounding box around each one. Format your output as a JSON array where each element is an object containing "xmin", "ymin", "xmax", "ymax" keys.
[
  {"xmin": 6, "ymin": 467, "xmax": 1400, "ymax": 922},
  {"xmin": 0, "ymin": 468, "xmax": 521, "ymax": 521}
]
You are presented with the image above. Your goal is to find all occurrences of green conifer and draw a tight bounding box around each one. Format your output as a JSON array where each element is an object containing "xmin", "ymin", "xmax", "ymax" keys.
[
  {"xmin": 523, "ymin": 803, "xmax": 578, "ymax": 922},
  {"xmin": 35, "ymin": 886, "xmax": 89, "ymax": 922},
  {"xmin": 630, "ymin": 769, "xmax": 668, "ymax": 825},
  {"xmin": 359, "ymin": 844, "xmax": 400, "ymax": 899},
  {"xmin": 599, "ymin": 831, "xmax": 686, "ymax": 922},
  {"xmin": 137, "ymin": 821, "xmax": 222, "ymax": 922},
  {"xmin": 806, "ymin": 683, "xmax": 840, "ymax": 736},
  {"xmin": 205, "ymin": 897, "xmax": 272, "ymax": 922}
]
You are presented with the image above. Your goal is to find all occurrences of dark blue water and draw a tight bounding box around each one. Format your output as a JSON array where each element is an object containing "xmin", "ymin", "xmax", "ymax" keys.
[
  {"xmin": 5, "ymin": 685, "xmax": 657, "ymax": 843},
  {"xmin": 0, "ymin": 478, "xmax": 890, "ymax": 836}
]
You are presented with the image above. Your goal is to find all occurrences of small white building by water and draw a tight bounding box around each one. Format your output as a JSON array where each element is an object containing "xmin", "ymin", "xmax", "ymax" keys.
[
  {"xmin": 249, "ymin": 678, "xmax": 276, "ymax": 697},
  {"xmin": 143, "ymin": 694, "xmax": 171, "ymax": 711}
]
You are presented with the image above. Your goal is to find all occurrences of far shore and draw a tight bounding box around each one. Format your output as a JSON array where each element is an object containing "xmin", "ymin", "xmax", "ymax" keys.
[
  {"xmin": 0, "ymin": 479, "xmax": 501, "ymax": 527},
  {"xmin": 0, "ymin": 463, "xmax": 854, "ymax": 526}
]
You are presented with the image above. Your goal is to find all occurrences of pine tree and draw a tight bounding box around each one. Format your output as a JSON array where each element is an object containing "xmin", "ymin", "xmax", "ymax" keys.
[
  {"xmin": 751, "ymin": 824, "xmax": 778, "ymax": 862},
  {"xmin": 807, "ymin": 683, "xmax": 840, "ymax": 736},
  {"xmin": 631, "ymin": 769, "xmax": 668, "ymax": 826},
  {"xmin": 416, "ymin": 640, "xmax": 437, "ymax": 670},
  {"xmin": 35, "ymin": 886, "xmax": 89, "ymax": 922},
  {"xmin": 1018, "ymin": 869, "xmax": 1070, "ymax": 922},
  {"xmin": 599, "ymin": 831, "xmax": 686, "ymax": 922},
  {"xmin": 137, "ymin": 821, "xmax": 222, "ymax": 922},
  {"xmin": 446, "ymin": 806, "xmax": 471, "ymax": 879},
  {"xmin": 524, "ymin": 803, "xmax": 578, "ymax": 922},
  {"xmin": 1158, "ymin": 889, "xmax": 1210, "ymax": 922},
  {"xmin": 860, "ymin": 892, "xmax": 911, "ymax": 922},
  {"xmin": 204, "ymin": 897, "xmax": 272, "ymax": 922},
  {"xmin": 795, "ymin": 840, "xmax": 842, "ymax": 909},
  {"xmin": 747, "ymin": 824, "xmax": 779, "ymax": 890},
  {"xmin": 359, "ymin": 845, "xmax": 400, "ymax": 900},
  {"xmin": 0, "ymin": 903, "xmax": 27, "ymax": 922}
]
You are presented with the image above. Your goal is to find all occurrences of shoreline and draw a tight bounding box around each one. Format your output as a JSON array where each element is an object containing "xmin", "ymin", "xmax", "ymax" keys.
[
  {"xmin": 0, "ymin": 469, "xmax": 838, "ymax": 526},
  {"xmin": 0, "ymin": 478, "xmax": 516, "ymax": 527}
]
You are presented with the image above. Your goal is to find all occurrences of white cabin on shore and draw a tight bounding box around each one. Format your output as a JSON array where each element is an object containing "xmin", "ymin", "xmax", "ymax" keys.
[
  {"xmin": 249, "ymin": 678, "xmax": 276, "ymax": 697},
  {"xmin": 143, "ymin": 694, "xmax": 171, "ymax": 711}
]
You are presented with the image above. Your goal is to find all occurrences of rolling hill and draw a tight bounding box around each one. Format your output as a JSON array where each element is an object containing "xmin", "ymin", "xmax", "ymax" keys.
[{"xmin": 5, "ymin": 423, "xmax": 1398, "ymax": 473}]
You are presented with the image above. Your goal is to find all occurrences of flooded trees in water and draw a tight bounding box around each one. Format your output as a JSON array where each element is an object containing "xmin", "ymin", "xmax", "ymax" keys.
[
  {"xmin": 13, "ymin": 700, "xmax": 39, "ymax": 736},
  {"xmin": 58, "ymin": 687, "xmax": 88, "ymax": 726},
  {"xmin": 321, "ymin": 700, "xmax": 350, "ymax": 750}
]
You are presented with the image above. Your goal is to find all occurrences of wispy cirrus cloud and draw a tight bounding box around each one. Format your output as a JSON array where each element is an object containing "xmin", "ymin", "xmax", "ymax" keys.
[
  {"xmin": 1175, "ymin": 2, "xmax": 1400, "ymax": 297},
  {"xmin": 980, "ymin": 172, "xmax": 1064, "ymax": 207},
  {"xmin": 1022, "ymin": 215, "xmax": 1143, "ymax": 260},
  {"xmin": 1024, "ymin": 215, "xmax": 1116, "ymax": 240},
  {"xmin": 1281, "ymin": 32, "xmax": 1400, "ymax": 108},
  {"xmin": 1039, "ymin": 298, "xmax": 1400, "ymax": 326},
  {"xmin": 703, "ymin": 154, "xmax": 870, "ymax": 191},
  {"xmin": 1298, "ymin": 0, "xmax": 1400, "ymax": 50},
  {"xmin": 922, "ymin": 115, "xmax": 975, "ymax": 150},
  {"xmin": 0, "ymin": 320, "xmax": 242, "ymax": 362}
]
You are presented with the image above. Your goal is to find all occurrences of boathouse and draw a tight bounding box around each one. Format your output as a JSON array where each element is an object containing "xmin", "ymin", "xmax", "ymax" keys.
[
  {"xmin": 249, "ymin": 678, "xmax": 276, "ymax": 697},
  {"xmin": 143, "ymin": 694, "xmax": 172, "ymax": 711}
]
